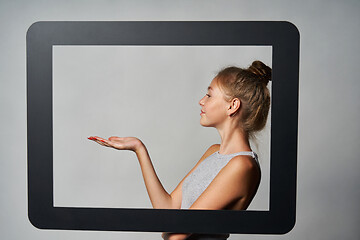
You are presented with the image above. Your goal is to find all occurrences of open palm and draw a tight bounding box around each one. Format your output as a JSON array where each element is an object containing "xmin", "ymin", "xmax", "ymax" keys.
[{"xmin": 88, "ymin": 135, "xmax": 143, "ymax": 152}]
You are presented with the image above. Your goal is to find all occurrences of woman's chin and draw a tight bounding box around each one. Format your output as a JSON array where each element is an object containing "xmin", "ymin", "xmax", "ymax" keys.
[{"xmin": 200, "ymin": 120, "xmax": 211, "ymax": 127}]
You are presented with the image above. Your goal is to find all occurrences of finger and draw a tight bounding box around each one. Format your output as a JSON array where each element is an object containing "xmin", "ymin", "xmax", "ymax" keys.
[
  {"xmin": 88, "ymin": 136, "xmax": 101, "ymax": 141},
  {"xmin": 99, "ymin": 139, "xmax": 112, "ymax": 146},
  {"xmin": 93, "ymin": 136, "xmax": 104, "ymax": 140},
  {"xmin": 88, "ymin": 136, "xmax": 114, "ymax": 148},
  {"xmin": 88, "ymin": 137, "xmax": 105, "ymax": 144},
  {"xmin": 97, "ymin": 138, "xmax": 114, "ymax": 147},
  {"xmin": 89, "ymin": 136, "xmax": 107, "ymax": 142},
  {"xmin": 89, "ymin": 137, "xmax": 110, "ymax": 147},
  {"xmin": 88, "ymin": 137, "xmax": 99, "ymax": 142},
  {"xmin": 93, "ymin": 139, "xmax": 107, "ymax": 146}
]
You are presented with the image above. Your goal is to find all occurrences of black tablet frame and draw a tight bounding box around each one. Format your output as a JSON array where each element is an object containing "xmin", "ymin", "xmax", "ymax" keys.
[{"xmin": 26, "ymin": 21, "xmax": 299, "ymax": 234}]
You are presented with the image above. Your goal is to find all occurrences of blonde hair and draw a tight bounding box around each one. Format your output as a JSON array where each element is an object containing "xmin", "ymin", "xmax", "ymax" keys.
[{"xmin": 214, "ymin": 60, "xmax": 271, "ymax": 142}]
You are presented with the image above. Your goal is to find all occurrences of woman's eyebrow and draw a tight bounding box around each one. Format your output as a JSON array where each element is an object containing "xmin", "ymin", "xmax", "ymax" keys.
[{"xmin": 207, "ymin": 86, "xmax": 213, "ymax": 91}]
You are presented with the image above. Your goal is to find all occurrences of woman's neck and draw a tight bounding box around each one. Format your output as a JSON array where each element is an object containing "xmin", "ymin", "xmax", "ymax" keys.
[{"xmin": 216, "ymin": 122, "xmax": 251, "ymax": 154}]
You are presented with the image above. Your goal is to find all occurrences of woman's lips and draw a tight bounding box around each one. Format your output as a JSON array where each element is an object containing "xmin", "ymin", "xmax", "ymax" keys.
[{"xmin": 200, "ymin": 110, "xmax": 205, "ymax": 115}]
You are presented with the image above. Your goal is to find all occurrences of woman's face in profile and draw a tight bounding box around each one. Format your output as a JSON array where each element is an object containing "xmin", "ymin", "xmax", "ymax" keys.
[{"xmin": 199, "ymin": 78, "xmax": 229, "ymax": 127}]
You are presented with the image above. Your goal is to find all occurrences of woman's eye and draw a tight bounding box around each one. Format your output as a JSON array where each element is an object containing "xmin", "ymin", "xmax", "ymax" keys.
[{"xmin": 206, "ymin": 94, "xmax": 211, "ymax": 97}]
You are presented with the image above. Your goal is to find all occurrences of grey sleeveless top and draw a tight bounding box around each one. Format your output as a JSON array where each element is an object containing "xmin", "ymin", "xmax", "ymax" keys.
[{"xmin": 180, "ymin": 150, "xmax": 260, "ymax": 240}]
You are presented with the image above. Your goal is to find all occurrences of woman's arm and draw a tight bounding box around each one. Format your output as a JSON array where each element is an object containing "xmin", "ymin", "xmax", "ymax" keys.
[
  {"xmin": 135, "ymin": 142, "xmax": 221, "ymax": 210},
  {"xmin": 89, "ymin": 136, "xmax": 221, "ymax": 210},
  {"xmin": 135, "ymin": 143, "xmax": 173, "ymax": 209},
  {"xmin": 88, "ymin": 136, "xmax": 173, "ymax": 209}
]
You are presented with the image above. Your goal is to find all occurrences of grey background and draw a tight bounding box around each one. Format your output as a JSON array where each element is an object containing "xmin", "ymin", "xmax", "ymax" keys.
[
  {"xmin": 53, "ymin": 46, "xmax": 271, "ymax": 210},
  {"xmin": 0, "ymin": 0, "xmax": 359, "ymax": 239}
]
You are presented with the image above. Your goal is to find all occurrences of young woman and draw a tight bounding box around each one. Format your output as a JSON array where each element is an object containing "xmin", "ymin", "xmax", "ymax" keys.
[{"xmin": 88, "ymin": 60, "xmax": 271, "ymax": 240}]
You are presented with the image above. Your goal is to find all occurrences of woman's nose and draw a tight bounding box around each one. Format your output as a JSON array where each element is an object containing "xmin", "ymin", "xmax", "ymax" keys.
[{"xmin": 199, "ymin": 97, "xmax": 204, "ymax": 106}]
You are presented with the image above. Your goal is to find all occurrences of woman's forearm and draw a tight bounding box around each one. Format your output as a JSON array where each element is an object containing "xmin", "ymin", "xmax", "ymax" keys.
[{"xmin": 135, "ymin": 143, "xmax": 173, "ymax": 209}]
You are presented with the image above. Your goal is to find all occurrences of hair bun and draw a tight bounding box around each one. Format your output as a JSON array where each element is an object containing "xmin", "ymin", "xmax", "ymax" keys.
[{"xmin": 248, "ymin": 60, "xmax": 272, "ymax": 85}]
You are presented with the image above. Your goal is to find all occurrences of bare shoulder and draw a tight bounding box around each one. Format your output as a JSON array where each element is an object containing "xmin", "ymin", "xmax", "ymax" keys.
[
  {"xmin": 186, "ymin": 150, "xmax": 261, "ymax": 210},
  {"xmin": 226, "ymin": 155, "xmax": 259, "ymax": 174},
  {"xmin": 195, "ymin": 144, "xmax": 220, "ymax": 165},
  {"xmin": 202, "ymin": 144, "xmax": 220, "ymax": 159},
  {"xmin": 208, "ymin": 143, "xmax": 221, "ymax": 154}
]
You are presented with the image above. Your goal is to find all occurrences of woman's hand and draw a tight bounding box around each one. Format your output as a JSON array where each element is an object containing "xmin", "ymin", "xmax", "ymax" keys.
[
  {"xmin": 161, "ymin": 232, "xmax": 169, "ymax": 240},
  {"xmin": 161, "ymin": 232, "xmax": 192, "ymax": 240},
  {"xmin": 88, "ymin": 136, "xmax": 143, "ymax": 153}
]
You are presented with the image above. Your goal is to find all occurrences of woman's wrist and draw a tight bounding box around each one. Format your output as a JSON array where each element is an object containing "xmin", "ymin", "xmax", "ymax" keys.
[
  {"xmin": 134, "ymin": 140, "xmax": 148, "ymax": 163},
  {"xmin": 133, "ymin": 138, "xmax": 145, "ymax": 153}
]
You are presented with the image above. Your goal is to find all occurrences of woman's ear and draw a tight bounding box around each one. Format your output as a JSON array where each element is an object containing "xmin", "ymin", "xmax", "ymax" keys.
[{"xmin": 228, "ymin": 98, "xmax": 241, "ymax": 116}]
